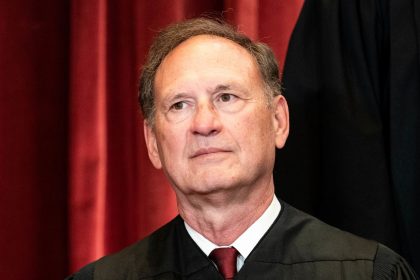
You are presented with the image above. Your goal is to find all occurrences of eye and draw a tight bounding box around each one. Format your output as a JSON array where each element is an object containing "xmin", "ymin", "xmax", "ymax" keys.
[
  {"xmin": 170, "ymin": 101, "xmax": 186, "ymax": 111},
  {"xmin": 219, "ymin": 93, "xmax": 235, "ymax": 102},
  {"xmin": 215, "ymin": 92, "xmax": 245, "ymax": 113}
]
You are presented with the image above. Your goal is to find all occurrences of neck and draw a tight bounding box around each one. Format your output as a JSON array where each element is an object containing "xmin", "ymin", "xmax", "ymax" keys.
[{"xmin": 176, "ymin": 177, "xmax": 275, "ymax": 245}]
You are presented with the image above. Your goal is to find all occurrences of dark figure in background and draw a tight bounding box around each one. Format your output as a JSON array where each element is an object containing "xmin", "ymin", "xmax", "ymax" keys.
[
  {"xmin": 277, "ymin": 0, "xmax": 420, "ymax": 275},
  {"xmin": 67, "ymin": 18, "xmax": 417, "ymax": 279}
]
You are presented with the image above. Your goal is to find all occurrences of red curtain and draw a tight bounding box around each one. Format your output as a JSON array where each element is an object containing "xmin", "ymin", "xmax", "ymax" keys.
[{"xmin": 0, "ymin": 1, "xmax": 302, "ymax": 279}]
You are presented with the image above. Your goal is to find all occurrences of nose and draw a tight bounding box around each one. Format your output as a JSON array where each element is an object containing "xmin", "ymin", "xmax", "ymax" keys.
[{"xmin": 190, "ymin": 102, "xmax": 222, "ymax": 136}]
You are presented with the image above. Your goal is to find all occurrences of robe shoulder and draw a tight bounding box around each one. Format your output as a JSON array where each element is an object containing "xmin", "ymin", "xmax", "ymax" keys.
[
  {"xmin": 253, "ymin": 203, "xmax": 380, "ymax": 264},
  {"xmin": 65, "ymin": 216, "xmax": 201, "ymax": 280},
  {"xmin": 373, "ymin": 244, "xmax": 418, "ymax": 279},
  {"xmin": 246, "ymin": 203, "xmax": 417, "ymax": 279}
]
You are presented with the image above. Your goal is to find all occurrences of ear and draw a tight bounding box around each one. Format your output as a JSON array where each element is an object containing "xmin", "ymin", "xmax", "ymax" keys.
[
  {"xmin": 143, "ymin": 121, "xmax": 163, "ymax": 169},
  {"xmin": 272, "ymin": 95, "xmax": 289, "ymax": 149}
]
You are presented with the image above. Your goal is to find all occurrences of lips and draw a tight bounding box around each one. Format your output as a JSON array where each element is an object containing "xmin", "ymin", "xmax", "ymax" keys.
[{"xmin": 191, "ymin": 147, "xmax": 229, "ymax": 158}]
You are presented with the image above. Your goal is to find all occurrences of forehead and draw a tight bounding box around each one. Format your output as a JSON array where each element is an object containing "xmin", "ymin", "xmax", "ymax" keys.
[
  {"xmin": 154, "ymin": 35, "xmax": 261, "ymax": 95},
  {"xmin": 162, "ymin": 34, "xmax": 254, "ymax": 64}
]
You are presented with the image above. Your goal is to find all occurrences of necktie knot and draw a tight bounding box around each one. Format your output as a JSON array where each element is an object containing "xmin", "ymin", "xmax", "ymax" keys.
[{"xmin": 209, "ymin": 247, "xmax": 239, "ymax": 279}]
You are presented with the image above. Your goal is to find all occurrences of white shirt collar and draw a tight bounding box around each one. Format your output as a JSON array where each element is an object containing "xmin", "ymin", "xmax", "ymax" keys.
[{"xmin": 184, "ymin": 196, "xmax": 281, "ymax": 261}]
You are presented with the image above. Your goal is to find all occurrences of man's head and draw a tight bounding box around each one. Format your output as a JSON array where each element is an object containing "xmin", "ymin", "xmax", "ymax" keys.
[
  {"xmin": 141, "ymin": 18, "xmax": 289, "ymax": 202},
  {"xmin": 139, "ymin": 18, "xmax": 282, "ymax": 126}
]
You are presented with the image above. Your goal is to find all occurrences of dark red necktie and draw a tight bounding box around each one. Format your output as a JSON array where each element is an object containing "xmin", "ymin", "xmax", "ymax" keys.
[{"xmin": 209, "ymin": 247, "xmax": 239, "ymax": 279}]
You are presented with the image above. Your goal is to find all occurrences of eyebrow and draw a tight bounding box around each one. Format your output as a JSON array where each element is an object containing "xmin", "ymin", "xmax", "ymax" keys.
[
  {"xmin": 211, "ymin": 83, "xmax": 250, "ymax": 96},
  {"xmin": 161, "ymin": 92, "xmax": 190, "ymax": 107},
  {"xmin": 212, "ymin": 84, "xmax": 232, "ymax": 92}
]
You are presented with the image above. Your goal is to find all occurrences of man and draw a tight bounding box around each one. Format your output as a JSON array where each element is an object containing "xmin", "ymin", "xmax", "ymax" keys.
[{"xmin": 67, "ymin": 18, "xmax": 417, "ymax": 279}]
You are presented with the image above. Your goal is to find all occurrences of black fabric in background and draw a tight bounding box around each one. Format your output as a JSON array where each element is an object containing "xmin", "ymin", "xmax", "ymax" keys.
[{"xmin": 274, "ymin": 0, "xmax": 420, "ymax": 274}]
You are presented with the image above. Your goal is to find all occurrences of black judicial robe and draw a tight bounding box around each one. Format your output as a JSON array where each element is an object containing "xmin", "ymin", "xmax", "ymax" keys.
[
  {"xmin": 275, "ymin": 0, "xmax": 420, "ymax": 273},
  {"xmin": 67, "ymin": 203, "xmax": 417, "ymax": 279}
]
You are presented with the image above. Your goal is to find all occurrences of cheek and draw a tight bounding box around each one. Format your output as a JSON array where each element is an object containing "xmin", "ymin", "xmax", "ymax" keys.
[
  {"xmin": 229, "ymin": 110, "xmax": 273, "ymax": 149},
  {"xmin": 246, "ymin": 112, "xmax": 275, "ymax": 148},
  {"xmin": 156, "ymin": 127, "xmax": 186, "ymax": 162}
]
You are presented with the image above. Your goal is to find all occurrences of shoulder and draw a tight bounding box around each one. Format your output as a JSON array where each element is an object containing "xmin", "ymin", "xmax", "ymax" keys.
[
  {"xmin": 278, "ymin": 203, "xmax": 378, "ymax": 263},
  {"xmin": 66, "ymin": 216, "xmax": 183, "ymax": 280},
  {"xmin": 373, "ymin": 244, "xmax": 418, "ymax": 279},
  {"xmin": 263, "ymin": 203, "xmax": 418, "ymax": 279}
]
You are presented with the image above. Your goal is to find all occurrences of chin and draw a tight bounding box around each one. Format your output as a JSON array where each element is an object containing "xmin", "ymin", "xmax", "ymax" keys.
[{"xmin": 184, "ymin": 176, "xmax": 242, "ymax": 195}]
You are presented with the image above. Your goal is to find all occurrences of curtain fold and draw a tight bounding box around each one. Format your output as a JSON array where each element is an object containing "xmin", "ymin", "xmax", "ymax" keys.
[
  {"xmin": 69, "ymin": 0, "xmax": 109, "ymax": 269},
  {"xmin": 0, "ymin": 1, "xmax": 70, "ymax": 279}
]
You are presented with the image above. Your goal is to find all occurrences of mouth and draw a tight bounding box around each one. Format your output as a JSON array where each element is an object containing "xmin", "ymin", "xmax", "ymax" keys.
[{"xmin": 191, "ymin": 147, "xmax": 230, "ymax": 158}]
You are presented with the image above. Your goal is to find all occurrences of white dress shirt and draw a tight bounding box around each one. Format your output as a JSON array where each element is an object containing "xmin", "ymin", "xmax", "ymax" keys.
[{"xmin": 184, "ymin": 196, "xmax": 281, "ymax": 271}]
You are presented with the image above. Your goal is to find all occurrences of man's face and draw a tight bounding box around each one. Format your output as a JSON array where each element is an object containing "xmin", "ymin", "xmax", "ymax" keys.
[{"xmin": 144, "ymin": 35, "xmax": 289, "ymax": 197}]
